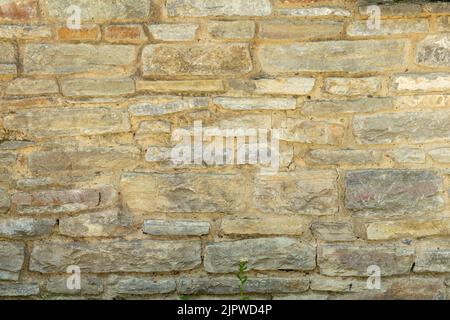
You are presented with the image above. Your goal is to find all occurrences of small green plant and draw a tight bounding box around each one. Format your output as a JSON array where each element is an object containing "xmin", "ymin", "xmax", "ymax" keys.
[
  {"xmin": 237, "ymin": 259, "xmax": 249, "ymax": 300},
  {"xmin": 179, "ymin": 295, "xmax": 191, "ymax": 300}
]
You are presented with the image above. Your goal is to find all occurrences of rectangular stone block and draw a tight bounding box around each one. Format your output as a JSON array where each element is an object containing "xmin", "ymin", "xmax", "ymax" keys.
[
  {"xmin": 0, "ymin": 0, "xmax": 38, "ymax": 20},
  {"xmin": 0, "ymin": 283, "xmax": 39, "ymax": 296},
  {"xmin": 213, "ymin": 97, "xmax": 297, "ymax": 111},
  {"xmin": 221, "ymin": 215, "xmax": 310, "ymax": 236},
  {"xmin": 429, "ymin": 148, "xmax": 450, "ymax": 164},
  {"xmin": 0, "ymin": 25, "xmax": 51, "ymax": 39},
  {"xmin": 415, "ymin": 241, "xmax": 450, "ymax": 273},
  {"xmin": 394, "ymin": 95, "xmax": 450, "ymax": 109},
  {"xmin": 311, "ymin": 221, "xmax": 356, "ymax": 242},
  {"xmin": 254, "ymin": 77, "xmax": 315, "ymax": 95},
  {"xmin": 5, "ymin": 78, "xmax": 59, "ymax": 96},
  {"xmin": 136, "ymin": 80, "xmax": 225, "ymax": 93},
  {"xmin": 23, "ymin": 44, "xmax": 137, "ymax": 75},
  {"xmin": 12, "ymin": 186, "xmax": 118, "ymax": 214},
  {"xmin": 143, "ymin": 219, "xmax": 210, "ymax": 236},
  {"xmin": 4, "ymin": 107, "xmax": 131, "ymax": 137},
  {"xmin": 142, "ymin": 44, "xmax": 252, "ymax": 77},
  {"xmin": 258, "ymin": 40, "xmax": 407, "ymax": 73},
  {"xmin": 388, "ymin": 149, "xmax": 426, "ymax": 164},
  {"xmin": 311, "ymin": 275, "xmax": 367, "ymax": 293},
  {"xmin": 166, "ymin": 0, "xmax": 272, "ymax": 17},
  {"xmin": 437, "ymin": 16, "xmax": 450, "ymax": 32},
  {"xmin": 318, "ymin": 243, "xmax": 414, "ymax": 276},
  {"xmin": 324, "ymin": 77, "xmax": 382, "ymax": 96},
  {"xmin": 148, "ymin": 23, "xmax": 199, "ymax": 41},
  {"xmin": 204, "ymin": 238, "xmax": 316, "ymax": 273},
  {"xmin": 280, "ymin": 119, "xmax": 345, "ymax": 145},
  {"xmin": 56, "ymin": 25, "xmax": 100, "ymax": 41},
  {"xmin": 0, "ymin": 218, "xmax": 55, "ymax": 238},
  {"xmin": 307, "ymin": 149, "xmax": 381, "ymax": 165},
  {"xmin": 417, "ymin": 34, "xmax": 450, "ymax": 68},
  {"xmin": 353, "ymin": 111, "xmax": 450, "ymax": 144},
  {"xmin": 207, "ymin": 21, "xmax": 255, "ymax": 39},
  {"xmin": 254, "ymin": 170, "xmax": 338, "ymax": 215},
  {"xmin": 129, "ymin": 96, "xmax": 208, "ymax": 116},
  {"xmin": 120, "ymin": 172, "xmax": 248, "ymax": 213},
  {"xmin": 347, "ymin": 19, "xmax": 428, "ymax": 36},
  {"xmin": 0, "ymin": 42, "xmax": 15, "ymax": 64},
  {"xmin": 276, "ymin": 7, "xmax": 351, "ymax": 17},
  {"xmin": 0, "ymin": 187, "xmax": 10, "ymax": 214},
  {"xmin": 345, "ymin": 170, "xmax": 444, "ymax": 216},
  {"xmin": 104, "ymin": 25, "xmax": 146, "ymax": 43},
  {"xmin": 259, "ymin": 20, "xmax": 344, "ymax": 40},
  {"xmin": 108, "ymin": 277, "xmax": 175, "ymax": 295},
  {"xmin": 47, "ymin": 275, "xmax": 103, "ymax": 295},
  {"xmin": 44, "ymin": 0, "xmax": 152, "ymax": 22},
  {"xmin": 392, "ymin": 73, "xmax": 450, "ymax": 93},
  {"xmin": 0, "ymin": 241, "xmax": 24, "ymax": 280},
  {"xmin": 30, "ymin": 240, "xmax": 201, "ymax": 273},
  {"xmin": 61, "ymin": 78, "xmax": 135, "ymax": 97}
]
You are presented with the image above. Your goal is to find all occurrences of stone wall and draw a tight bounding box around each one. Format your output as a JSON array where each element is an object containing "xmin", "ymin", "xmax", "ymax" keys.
[{"xmin": 0, "ymin": 0, "xmax": 450, "ymax": 300}]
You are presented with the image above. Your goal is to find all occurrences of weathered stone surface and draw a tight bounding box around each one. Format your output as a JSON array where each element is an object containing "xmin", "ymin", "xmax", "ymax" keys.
[
  {"xmin": 429, "ymin": 148, "xmax": 450, "ymax": 163},
  {"xmin": 28, "ymin": 147, "xmax": 139, "ymax": 174},
  {"xmin": 345, "ymin": 170, "xmax": 443, "ymax": 216},
  {"xmin": 0, "ymin": 63, "xmax": 16, "ymax": 77},
  {"xmin": 0, "ymin": 187, "xmax": 10, "ymax": 214},
  {"xmin": 218, "ymin": 114, "xmax": 272, "ymax": 129},
  {"xmin": 0, "ymin": 25, "xmax": 51, "ymax": 39},
  {"xmin": 0, "ymin": 218, "xmax": 55, "ymax": 238},
  {"xmin": 254, "ymin": 77, "xmax": 315, "ymax": 95},
  {"xmin": 274, "ymin": 293, "xmax": 330, "ymax": 300},
  {"xmin": 394, "ymin": 95, "xmax": 450, "ymax": 109},
  {"xmin": 213, "ymin": 97, "xmax": 296, "ymax": 110},
  {"xmin": 0, "ymin": 43, "xmax": 15, "ymax": 73},
  {"xmin": 177, "ymin": 277, "xmax": 309, "ymax": 295},
  {"xmin": 0, "ymin": 241, "xmax": 24, "ymax": 280},
  {"xmin": 311, "ymin": 222, "xmax": 356, "ymax": 242},
  {"xmin": 0, "ymin": 0, "xmax": 38, "ymax": 20},
  {"xmin": 204, "ymin": 238, "xmax": 316, "ymax": 273},
  {"xmin": 308, "ymin": 149, "xmax": 381, "ymax": 165},
  {"xmin": 324, "ymin": 78, "xmax": 382, "ymax": 96},
  {"xmin": 143, "ymin": 219, "xmax": 210, "ymax": 236},
  {"xmin": 23, "ymin": 44, "xmax": 137, "ymax": 75},
  {"xmin": 59, "ymin": 209, "xmax": 131, "ymax": 237},
  {"xmin": 358, "ymin": 1, "xmax": 421, "ymax": 17},
  {"xmin": 56, "ymin": 25, "xmax": 101, "ymax": 41},
  {"xmin": 104, "ymin": 25, "xmax": 146, "ymax": 43},
  {"xmin": 166, "ymin": 0, "xmax": 272, "ymax": 17},
  {"xmin": 61, "ymin": 78, "xmax": 135, "ymax": 97},
  {"xmin": 5, "ymin": 78, "xmax": 58, "ymax": 96},
  {"xmin": 318, "ymin": 243, "xmax": 414, "ymax": 276},
  {"xmin": 388, "ymin": 149, "xmax": 426, "ymax": 164},
  {"xmin": 259, "ymin": 20, "xmax": 344, "ymax": 40},
  {"xmin": 417, "ymin": 34, "xmax": 450, "ymax": 68},
  {"xmin": 144, "ymin": 146, "xmax": 171, "ymax": 162},
  {"xmin": 354, "ymin": 111, "xmax": 450, "ymax": 144},
  {"xmin": 12, "ymin": 186, "xmax": 117, "ymax": 214},
  {"xmin": 392, "ymin": 73, "xmax": 450, "ymax": 93},
  {"xmin": 254, "ymin": 170, "xmax": 338, "ymax": 215},
  {"xmin": 108, "ymin": 277, "xmax": 175, "ymax": 295},
  {"xmin": 258, "ymin": 40, "xmax": 407, "ymax": 73},
  {"xmin": 348, "ymin": 19, "xmax": 428, "ymax": 36},
  {"xmin": 129, "ymin": 97, "xmax": 208, "ymax": 116},
  {"xmin": 136, "ymin": 121, "xmax": 171, "ymax": 135},
  {"xmin": 120, "ymin": 173, "xmax": 248, "ymax": 213},
  {"xmin": 311, "ymin": 275, "xmax": 367, "ymax": 293},
  {"xmin": 0, "ymin": 283, "xmax": 39, "ymax": 296},
  {"xmin": 4, "ymin": 107, "xmax": 130, "ymax": 137},
  {"xmin": 302, "ymin": 98, "xmax": 392, "ymax": 114},
  {"xmin": 44, "ymin": 0, "xmax": 152, "ymax": 22},
  {"xmin": 148, "ymin": 23, "xmax": 198, "ymax": 41},
  {"xmin": 415, "ymin": 241, "xmax": 450, "ymax": 273},
  {"xmin": 281, "ymin": 119, "xmax": 345, "ymax": 145},
  {"xmin": 221, "ymin": 215, "xmax": 310, "ymax": 236},
  {"xmin": 365, "ymin": 217, "xmax": 450, "ymax": 240},
  {"xmin": 437, "ymin": 16, "xmax": 450, "ymax": 32},
  {"xmin": 423, "ymin": 2, "xmax": 450, "ymax": 13},
  {"xmin": 137, "ymin": 80, "xmax": 224, "ymax": 93},
  {"xmin": 276, "ymin": 7, "xmax": 351, "ymax": 17},
  {"xmin": 207, "ymin": 21, "xmax": 255, "ymax": 39},
  {"xmin": 142, "ymin": 44, "xmax": 252, "ymax": 76},
  {"xmin": 30, "ymin": 240, "xmax": 201, "ymax": 273},
  {"xmin": 47, "ymin": 275, "xmax": 103, "ymax": 295}
]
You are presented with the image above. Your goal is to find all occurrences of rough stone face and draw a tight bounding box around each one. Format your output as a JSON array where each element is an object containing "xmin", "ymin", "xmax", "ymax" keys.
[
  {"xmin": 0, "ymin": 218, "xmax": 55, "ymax": 238},
  {"xmin": 254, "ymin": 77, "xmax": 315, "ymax": 95},
  {"xmin": 108, "ymin": 277, "xmax": 176, "ymax": 295},
  {"xmin": 144, "ymin": 146, "xmax": 171, "ymax": 162},
  {"xmin": 218, "ymin": 114, "xmax": 272, "ymax": 129},
  {"xmin": 59, "ymin": 209, "xmax": 131, "ymax": 237},
  {"xmin": 148, "ymin": 24, "xmax": 199, "ymax": 41},
  {"xmin": 0, "ymin": 187, "xmax": 10, "ymax": 214},
  {"xmin": 358, "ymin": 1, "xmax": 421, "ymax": 17},
  {"xmin": 392, "ymin": 73, "xmax": 450, "ymax": 93},
  {"xmin": 61, "ymin": 78, "xmax": 135, "ymax": 97},
  {"xmin": 365, "ymin": 218, "xmax": 450, "ymax": 240},
  {"xmin": 136, "ymin": 80, "xmax": 224, "ymax": 93},
  {"xmin": 177, "ymin": 277, "xmax": 309, "ymax": 295},
  {"xmin": 258, "ymin": 40, "xmax": 407, "ymax": 73},
  {"xmin": 23, "ymin": 44, "xmax": 137, "ymax": 75},
  {"xmin": 129, "ymin": 97, "xmax": 209, "ymax": 116},
  {"xmin": 120, "ymin": 173, "xmax": 248, "ymax": 213},
  {"xmin": 12, "ymin": 186, "xmax": 118, "ymax": 215},
  {"xmin": 5, "ymin": 78, "xmax": 59, "ymax": 96},
  {"xmin": 30, "ymin": 240, "xmax": 201, "ymax": 273},
  {"xmin": 302, "ymin": 98, "xmax": 392, "ymax": 114},
  {"xmin": 204, "ymin": 238, "xmax": 316, "ymax": 273},
  {"xmin": 213, "ymin": 97, "xmax": 297, "ymax": 110},
  {"xmin": 281, "ymin": 119, "xmax": 345, "ymax": 145},
  {"xmin": 143, "ymin": 220, "xmax": 210, "ymax": 236},
  {"xmin": 166, "ymin": 0, "xmax": 272, "ymax": 17},
  {"xmin": 46, "ymin": 276, "xmax": 103, "ymax": 295},
  {"xmin": 276, "ymin": 7, "xmax": 351, "ymax": 17},
  {"xmin": 0, "ymin": 25, "xmax": 51, "ymax": 39},
  {"xmin": 56, "ymin": 25, "xmax": 101, "ymax": 41},
  {"xmin": 254, "ymin": 170, "xmax": 338, "ymax": 215},
  {"xmin": 0, "ymin": 283, "xmax": 39, "ymax": 296},
  {"xmin": 429, "ymin": 148, "xmax": 450, "ymax": 163},
  {"xmin": 353, "ymin": 111, "xmax": 450, "ymax": 144},
  {"xmin": 4, "ymin": 107, "xmax": 131, "ymax": 137},
  {"xmin": 324, "ymin": 78, "xmax": 382, "ymax": 96},
  {"xmin": 104, "ymin": 25, "xmax": 146, "ymax": 43},
  {"xmin": 347, "ymin": 19, "xmax": 428, "ymax": 36},
  {"xmin": 394, "ymin": 95, "xmax": 450, "ymax": 109},
  {"xmin": 345, "ymin": 170, "xmax": 444, "ymax": 216},
  {"xmin": 307, "ymin": 149, "xmax": 381, "ymax": 165},
  {"xmin": 0, "ymin": 0, "xmax": 38, "ymax": 20},
  {"xmin": 388, "ymin": 149, "xmax": 426, "ymax": 164},
  {"xmin": 415, "ymin": 241, "xmax": 450, "ymax": 273},
  {"xmin": 207, "ymin": 21, "xmax": 255, "ymax": 39},
  {"xmin": 311, "ymin": 275, "xmax": 367, "ymax": 293},
  {"xmin": 28, "ymin": 147, "xmax": 139, "ymax": 174},
  {"xmin": 142, "ymin": 44, "xmax": 252, "ymax": 76},
  {"xmin": 417, "ymin": 34, "xmax": 450, "ymax": 68},
  {"xmin": 318, "ymin": 243, "xmax": 414, "ymax": 276},
  {"xmin": 259, "ymin": 20, "xmax": 344, "ymax": 40},
  {"xmin": 0, "ymin": 42, "xmax": 15, "ymax": 75},
  {"xmin": 311, "ymin": 222, "xmax": 356, "ymax": 242},
  {"xmin": 44, "ymin": 0, "xmax": 152, "ymax": 22},
  {"xmin": 221, "ymin": 215, "xmax": 310, "ymax": 236},
  {"xmin": 437, "ymin": 16, "xmax": 450, "ymax": 32},
  {"xmin": 0, "ymin": 242, "xmax": 24, "ymax": 280}
]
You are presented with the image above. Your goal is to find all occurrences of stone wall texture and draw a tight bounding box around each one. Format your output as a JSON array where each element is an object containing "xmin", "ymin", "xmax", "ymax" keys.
[{"xmin": 0, "ymin": 0, "xmax": 450, "ymax": 300}]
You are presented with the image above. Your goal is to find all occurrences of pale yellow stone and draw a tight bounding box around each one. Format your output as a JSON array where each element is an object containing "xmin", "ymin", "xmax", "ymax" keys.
[
  {"xmin": 366, "ymin": 218, "xmax": 450, "ymax": 240},
  {"xmin": 136, "ymin": 80, "xmax": 224, "ymax": 93}
]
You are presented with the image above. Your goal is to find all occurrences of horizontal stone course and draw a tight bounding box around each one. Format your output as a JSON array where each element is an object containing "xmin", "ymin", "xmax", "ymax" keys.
[{"xmin": 166, "ymin": 0, "xmax": 272, "ymax": 17}]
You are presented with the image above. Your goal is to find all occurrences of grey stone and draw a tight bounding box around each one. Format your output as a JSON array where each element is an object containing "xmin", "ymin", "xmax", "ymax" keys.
[
  {"xmin": 213, "ymin": 97, "xmax": 296, "ymax": 110},
  {"xmin": 0, "ymin": 283, "xmax": 39, "ymax": 296},
  {"xmin": 166, "ymin": 0, "xmax": 272, "ymax": 17},
  {"xmin": 0, "ymin": 187, "xmax": 10, "ymax": 214},
  {"xmin": 0, "ymin": 218, "xmax": 55, "ymax": 238},
  {"xmin": 308, "ymin": 149, "xmax": 381, "ymax": 165},
  {"xmin": 0, "ymin": 242, "xmax": 24, "ymax": 280},
  {"xmin": 311, "ymin": 222, "xmax": 356, "ymax": 241},
  {"xmin": 302, "ymin": 98, "xmax": 393, "ymax": 114},
  {"xmin": 129, "ymin": 97, "xmax": 209, "ymax": 116},
  {"xmin": 46, "ymin": 275, "xmax": 103, "ymax": 295},
  {"xmin": 109, "ymin": 277, "xmax": 176, "ymax": 295},
  {"xmin": 143, "ymin": 220, "xmax": 210, "ymax": 236},
  {"xmin": 417, "ymin": 34, "xmax": 450, "ymax": 67},
  {"xmin": 415, "ymin": 241, "xmax": 450, "ymax": 273}
]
